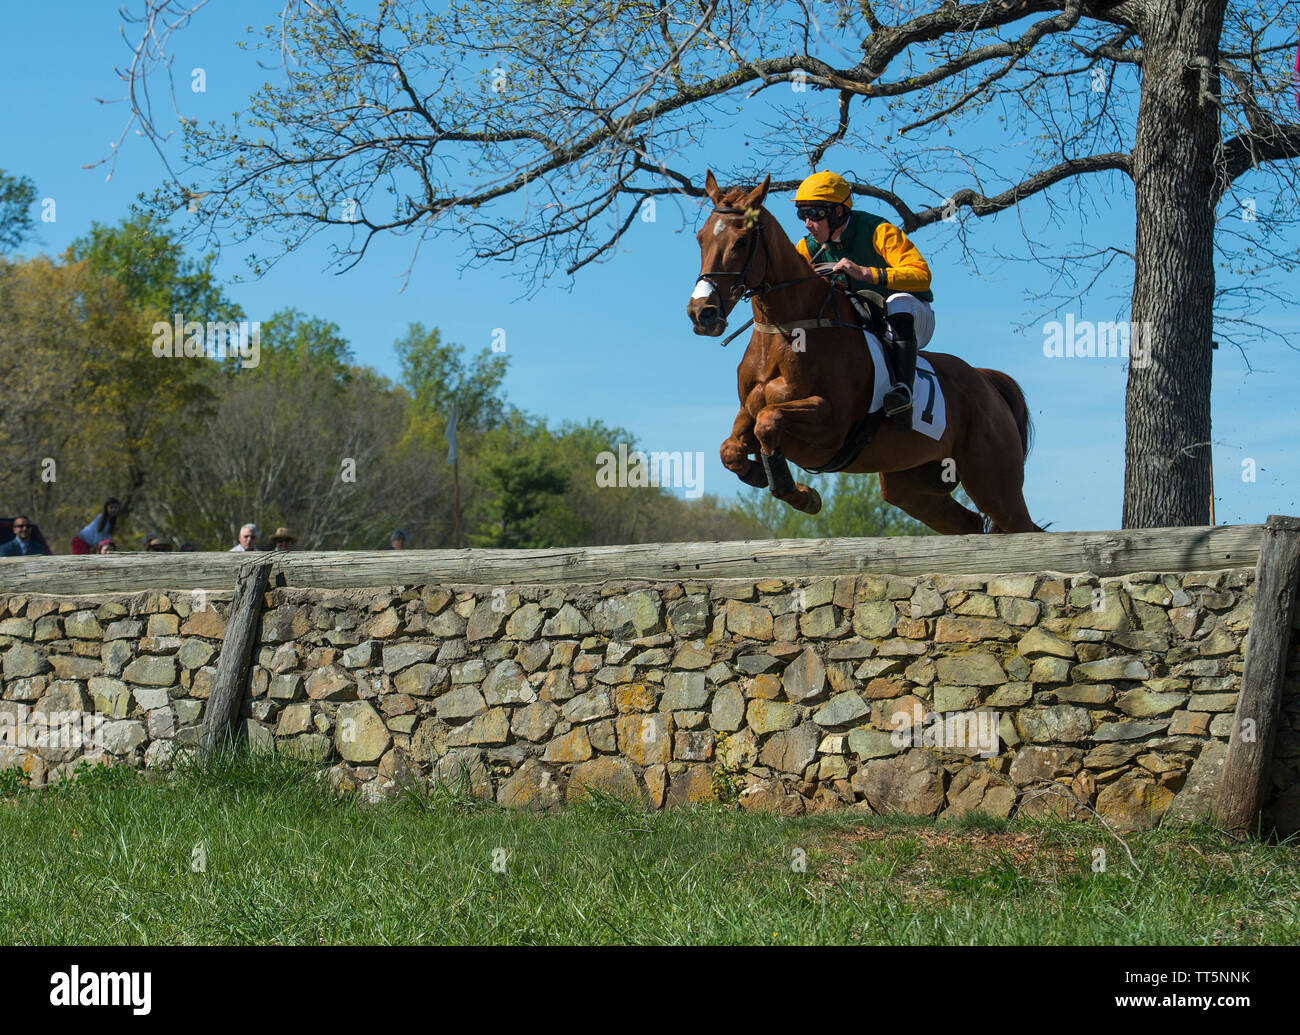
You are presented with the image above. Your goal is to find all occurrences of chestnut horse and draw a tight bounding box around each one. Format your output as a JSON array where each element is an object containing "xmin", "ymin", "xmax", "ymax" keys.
[{"xmin": 686, "ymin": 171, "xmax": 1042, "ymax": 534}]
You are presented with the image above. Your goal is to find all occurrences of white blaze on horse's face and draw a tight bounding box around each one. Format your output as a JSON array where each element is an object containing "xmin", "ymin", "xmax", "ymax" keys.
[
  {"xmin": 691, "ymin": 279, "xmax": 716, "ymax": 302},
  {"xmin": 712, "ymin": 219, "xmax": 725, "ymax": 237}
]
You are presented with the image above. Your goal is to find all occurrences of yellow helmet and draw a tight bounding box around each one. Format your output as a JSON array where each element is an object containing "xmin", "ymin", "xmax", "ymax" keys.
[{"xmin": 795, "ymin": 171, "xmax": 852, "ymax": 206}]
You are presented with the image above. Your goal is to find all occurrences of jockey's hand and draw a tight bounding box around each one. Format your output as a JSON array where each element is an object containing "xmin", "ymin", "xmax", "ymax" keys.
[
  {"xmin": 831, "ymin": 258, "xmax": 872, "ymax": 282},
  {"xmin": 813, "ymin": 262, "xmax": 839, "ymax": 277}
]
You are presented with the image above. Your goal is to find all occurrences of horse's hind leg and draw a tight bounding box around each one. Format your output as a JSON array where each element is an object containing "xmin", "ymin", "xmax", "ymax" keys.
[
  {"xmin": 953, "ymin": 446, "xmax": 1043, "ymax": 533},
  {"xmin": 879, "ymin": 463, "xmax": 984, "ymax": 535}
]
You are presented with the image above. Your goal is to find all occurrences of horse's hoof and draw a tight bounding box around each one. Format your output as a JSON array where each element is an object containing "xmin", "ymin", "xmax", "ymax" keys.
[{"xmin": 799, "ymin": 486, "xmax": 822, "ymax": 515}]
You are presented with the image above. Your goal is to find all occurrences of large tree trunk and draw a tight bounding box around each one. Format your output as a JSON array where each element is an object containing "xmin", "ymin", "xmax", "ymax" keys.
[{"xmin": 1122, "ymin": 0, "xmax": 1226, "ymax": 529}]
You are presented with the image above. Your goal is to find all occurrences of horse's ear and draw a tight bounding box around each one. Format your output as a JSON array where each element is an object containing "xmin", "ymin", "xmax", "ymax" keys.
[
  {"xmin": 704, "ymin": 170, "xmax": 723, "ymax": 204},
  {"xmin": 741, "ymin": 174, "xmax": 771, "ymax": 210}
]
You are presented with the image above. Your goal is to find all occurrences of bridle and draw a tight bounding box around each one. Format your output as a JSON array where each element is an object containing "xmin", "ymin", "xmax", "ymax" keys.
[
  {"xmin": 697, "ymin": 204, "xmax": 808, "ymax": 305},
  {"xmin": 696, "ymin": 203, "xmax": 860, "ymax": 347}
]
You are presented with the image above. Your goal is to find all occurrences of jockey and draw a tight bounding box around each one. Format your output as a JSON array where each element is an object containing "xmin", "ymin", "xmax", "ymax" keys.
[{"xmin": 794, "ymin": 170, "xmax": 935, "ymax": 427}]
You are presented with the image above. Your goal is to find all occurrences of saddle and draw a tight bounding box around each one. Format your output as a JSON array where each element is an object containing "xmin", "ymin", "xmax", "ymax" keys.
[{"xmin": 846, "ymin": 288, "xmax": 890, "ymax": 343}]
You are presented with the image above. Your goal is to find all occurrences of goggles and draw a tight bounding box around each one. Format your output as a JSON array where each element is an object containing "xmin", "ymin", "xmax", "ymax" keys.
[{"xmin": 796, "ymin": 204, "xmax": 832, "ymax": 222}]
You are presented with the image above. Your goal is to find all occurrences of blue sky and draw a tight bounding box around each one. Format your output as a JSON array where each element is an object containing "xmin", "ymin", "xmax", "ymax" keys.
[{"xmin": 3, "ymin": 1, "xmax": 1296, "ymax": 532}]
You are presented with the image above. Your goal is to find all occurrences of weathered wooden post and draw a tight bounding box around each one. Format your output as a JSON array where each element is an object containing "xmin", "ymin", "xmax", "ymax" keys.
[
  {"xmin": 1213, "ymin": 515, "xmax": 1300, "ymax": 836},
  {"xmin": 198, "ymin": 560, "xmax": 273, "ymax": 762}
]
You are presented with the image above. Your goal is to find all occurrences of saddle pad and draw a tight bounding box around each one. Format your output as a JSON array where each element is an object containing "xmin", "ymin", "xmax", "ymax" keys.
[{"xmin": 865, "ymin": 332, "xmax": 947, "ymax": 440}]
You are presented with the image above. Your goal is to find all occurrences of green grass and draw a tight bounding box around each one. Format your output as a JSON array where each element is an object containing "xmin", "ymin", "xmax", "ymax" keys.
[{"xmin": 2, "ymin": 753, "xmax": 1297, "ymax": 945}]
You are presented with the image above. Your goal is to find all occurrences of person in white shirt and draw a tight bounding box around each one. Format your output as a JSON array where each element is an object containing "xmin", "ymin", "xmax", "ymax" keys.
[
  {"xmin": 72, "ymin": 498, "xmax": 120, "ymax": 554},
  {"xmin": 230, "ymin": 524, "xmax": 259, "ymax": 552}
]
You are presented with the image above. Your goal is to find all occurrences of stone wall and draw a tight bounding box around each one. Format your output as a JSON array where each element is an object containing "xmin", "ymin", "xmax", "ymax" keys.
[{"xmin": 0, "ymin": 568, "xmax": 1279, "ymax": 829}]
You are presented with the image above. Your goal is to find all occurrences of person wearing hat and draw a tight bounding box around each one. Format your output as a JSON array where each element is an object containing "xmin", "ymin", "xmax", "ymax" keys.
[
  {"xmin": 387, "ymin": 529, "xmax": 407, "ymax": 550},
  {"xmin": 793, "ymin": 170, "xmax": 935, "ymax": 428},
  {"xmin": 270, "ymin": 527, "xmax": 297, "ymax": 551},
  {"xmin": 143, "ymin": 532, "xmax": 175, "ymax": 552}
]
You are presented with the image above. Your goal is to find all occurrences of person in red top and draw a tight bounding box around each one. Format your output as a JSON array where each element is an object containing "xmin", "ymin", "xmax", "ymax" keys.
[{"xmin": 794, "ymin": 171, "xmax": 936, "ymax": 427}]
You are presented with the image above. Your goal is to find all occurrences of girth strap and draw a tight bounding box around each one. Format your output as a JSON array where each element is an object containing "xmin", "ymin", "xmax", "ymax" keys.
[{"xmin": 801, "ymin": 409, "xmax": 885, "ymax": 474}]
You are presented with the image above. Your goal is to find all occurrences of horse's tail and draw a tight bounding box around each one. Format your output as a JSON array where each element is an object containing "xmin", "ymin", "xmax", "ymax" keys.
[{"xmin": 978, "ymin": 368, "xmax": 1033, "ymax": 460}]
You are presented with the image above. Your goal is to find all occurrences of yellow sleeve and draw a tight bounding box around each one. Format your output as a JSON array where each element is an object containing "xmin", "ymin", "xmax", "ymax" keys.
[
  {"xmin": 795, "ymin": 237, "xmax": 813, "ymax": 266},
  {"xmin": 872, "ymin": 223, "xmax": 931, "ymax": 293}
]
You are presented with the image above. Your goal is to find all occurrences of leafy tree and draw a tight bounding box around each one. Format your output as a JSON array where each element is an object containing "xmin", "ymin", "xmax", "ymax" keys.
[
  {"xmin": 60, "ymin": 215, "xmax": 235, "ymax": 519},
  {"xmin": 148, "ymin": 326, "xmax": 448, "ymax": 549},
  {"xmin": 532, "ymin": 419, "xmax": 768, "ymax": 545},
  {"xmin": 654, "ymin": 493, "xmax": 770, "ymax": 543},
  {"xmin": 66, "ymin": 212, "xmax": 236, "ymax": 319},
  {"xmin": 256, "ymin": 308, "xmax": 354, "ymax": 383},
  {"xmin": 0, "ymin": 257, "xmax": 143, "ymax": 540},
  {"xmin": 394, "ymin": 322, "xmax": 509, "ymax": 433},
  {"xmin": 0, "ymin": 170, "xmax": 37, "ymax": 252},
  {"xmin": 469, "ymin": 413, "xmax": 572, "ymax": 547},
  {"xmin": 121, "ymin": 0, "xmax": 1300, "ymax": 528}
]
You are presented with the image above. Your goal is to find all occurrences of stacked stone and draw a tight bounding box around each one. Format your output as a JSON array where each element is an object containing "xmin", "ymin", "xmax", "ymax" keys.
[
  {"xmin": 245, "ymin": 571, "xmax": 1251, "ymax": 824},
  {"xmin": 0, "ymin": 592, "xmax": 227, "ymax": 784},
  {"xmin": 0, "ymin": 570, "xmax": 1258, "ymax": 828}
]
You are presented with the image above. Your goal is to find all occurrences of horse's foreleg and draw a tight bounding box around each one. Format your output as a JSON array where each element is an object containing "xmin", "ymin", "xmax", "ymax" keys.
[
  {"xmin": 758, "ymin": 448, "xmax": 824, "ymax": 514},
  {"xmin": 720, "ymin": 409, "xmax": 767, "ymax": 488},
  {"xmin": 752, "ymin": 397, "xmax": 829, "ymax": 515}
]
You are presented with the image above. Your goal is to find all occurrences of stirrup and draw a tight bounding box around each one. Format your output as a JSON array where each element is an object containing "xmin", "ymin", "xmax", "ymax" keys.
[
  {"xmin": 884, "ymin": 384, "xmax": 912, "ymax": 427},
  {"xmin": 884, "ymin": 383, "xmax": 912, "ymax": 415}
]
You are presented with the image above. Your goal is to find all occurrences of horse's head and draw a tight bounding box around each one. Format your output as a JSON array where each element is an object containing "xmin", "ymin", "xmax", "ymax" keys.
[{"xmin": 687, "ymin": 170, "xmax": 772, "ymax": 336}]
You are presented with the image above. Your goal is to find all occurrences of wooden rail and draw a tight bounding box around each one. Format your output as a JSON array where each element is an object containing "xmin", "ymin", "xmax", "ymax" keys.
[{"xmin": 0, "ymin": 524, "xmax": 1264, "ymax": 595}]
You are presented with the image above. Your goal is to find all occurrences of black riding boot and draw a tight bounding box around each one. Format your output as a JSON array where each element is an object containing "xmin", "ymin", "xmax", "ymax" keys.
[{"xmin": 883, "ymin": 311, "xmax": 918, "ymax": 429}]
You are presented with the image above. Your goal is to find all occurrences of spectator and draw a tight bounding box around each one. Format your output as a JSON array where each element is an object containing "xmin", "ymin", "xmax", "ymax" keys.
[
  {"xmin": 1, "ymin": 516, "xmax": 52, "ymax": 557},
  {"xmin": 71, "ymin": 498, "xmax": 120, "ymax": 554},
  {"xmin": 270, "ymin": 527, "xmax": 297, "ymax": 552},
  {"xmin": 144, "ymin": 533, "xmax": 175, "ymax": 552},
  {"xmin": 230, "ymin": 524, "xmax": 258, "ymax": 552},
  {"xmin": 179, "ymin": 542, "xmax": 197, "ymax": 552},
  {"xmin": 97, "ymin": 539, "xmax": 117, "ymax": 554},
  {"xmin": 388, "ymin": 528, "xmax": 408, "ymax": 550}
]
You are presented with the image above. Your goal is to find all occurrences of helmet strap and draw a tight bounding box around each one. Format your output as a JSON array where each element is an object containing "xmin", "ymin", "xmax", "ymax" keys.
[{"xmin": 828, "ymin": 203, "xmax": 850, "ymax": 236}]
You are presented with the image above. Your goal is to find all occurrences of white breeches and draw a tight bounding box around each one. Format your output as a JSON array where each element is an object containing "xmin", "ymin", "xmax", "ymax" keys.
[{"xmin": 884, "ymin": 293, "xmax": 935, "ymax": 348}]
